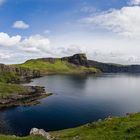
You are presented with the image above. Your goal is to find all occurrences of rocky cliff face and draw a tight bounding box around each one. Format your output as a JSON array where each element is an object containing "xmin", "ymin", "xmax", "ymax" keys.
[
  {"xmin": 0, "ymin": 64, "xmax": 41, "ymax": 83},
  {"xmin": 88, "ymin": 60, "xmax": 140, "ymax": 73},
  {"xmin": 61, "ymin": 53, "xmax": 89, "ymax": 67},
  {"xmin": 38, "ymin": 53, "xmax": 89, "ymax": 67},
  {"xmin": 0, "ymin": 86, "xmax": 47, "ymax": 109}
]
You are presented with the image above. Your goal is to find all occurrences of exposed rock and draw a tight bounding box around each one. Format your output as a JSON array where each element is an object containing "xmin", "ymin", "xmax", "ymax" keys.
[
  {"xmin": 88, "ymin": 60, "xmax": 140, "ymax": 73},
  {"xmin": 62, "ymin": 53, "xmax": 89, "ymax": 67},
  {"xmin": 30, "ymin": 128, "xmax": 54, "ymax": 140},
  {"xmin": 0, "ymin": 64, "xmax": 41, "ymax": 83},
  {"xmin": 0, "ymin": 86, "xmax": 48, "ymax": 109}
]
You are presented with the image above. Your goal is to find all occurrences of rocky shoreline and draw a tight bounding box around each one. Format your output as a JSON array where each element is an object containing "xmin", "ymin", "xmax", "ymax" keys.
[{"xmin": 0, "ymin": 86, "xmax": 52, "ymax": 110}]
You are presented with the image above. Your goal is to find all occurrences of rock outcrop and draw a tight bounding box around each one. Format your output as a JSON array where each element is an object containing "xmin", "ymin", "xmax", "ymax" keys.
[
  {"xmin": 38, "ymin": 53, "xmax": 89, "ymax": 67},
  {"xmin": 88, "ymin": 60, "xmax": 140, "ymax": 73},
  {"xmin": 61, "ymin": 53, "xmax": 89, "ymax": 67},
  {"xmin": 30, "ymin": 128, "xmax": 54, "ymax": 140},
  {"xmin": 0, "ymin": 64, "xmax": 41, "ymax": 83},
  {"xmin": 0, "ymin": 86, "xmax": 48, "ymax": 109}
]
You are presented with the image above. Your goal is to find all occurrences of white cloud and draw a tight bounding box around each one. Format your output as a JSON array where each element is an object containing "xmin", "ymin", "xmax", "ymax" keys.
[
  {"xmin": 81, "ymin": 6, "xmax": 140, "ymax": 38},
  {"xmin": 129, "ymin": 0, "xmax": 140, "ymax": 5},
  {"xmin": 0, "ymin": 0, "xmax": 5, "ymax": 5},
  {"xmin": 0, "ymin": 32, "xmax": 50, "ymax": 53},
  {"xmin": 0, "ymin": 32, "xmax": 21, "ymax": 46},
  {"xmin": 13, "ymin": 21, "xmax": 29, "ymax": 29},
  {"xmin": 1, "ymin": 31, "xmax": 140, "ymax": 65},
  {"xmin": 21, "ymin": 34, "xmax": 50, "ymax": 53}
]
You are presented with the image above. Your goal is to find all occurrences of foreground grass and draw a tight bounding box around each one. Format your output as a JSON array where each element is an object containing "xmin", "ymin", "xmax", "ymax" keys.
[
  {"xmin": 0, "ymin": 135, "xmax": 46, "ymax": 140},
  {"xmin": 0, "ymin": 113, "xmax": 140, "ymax": 140},
  {"xmin": 18, "ymin": 59, "xmax": 99, "ymax": 75},
  {"xmin": 51, "ymin": 113, "xmax": 140, "ymax": 140},
  {"xmin": 0, "ymin": 82, "xmax": 27, "ymax": 98}
]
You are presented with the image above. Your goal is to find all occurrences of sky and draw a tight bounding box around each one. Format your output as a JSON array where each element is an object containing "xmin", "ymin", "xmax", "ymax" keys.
[{"xmin": 0, "ymin": 0, "xmax": 140, "ymax": 64}]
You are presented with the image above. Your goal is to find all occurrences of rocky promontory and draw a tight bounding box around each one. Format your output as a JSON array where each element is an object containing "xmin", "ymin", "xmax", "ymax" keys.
[{"xmin": 0, "ymin": 85, "xmax": 52, "ymax": 109}]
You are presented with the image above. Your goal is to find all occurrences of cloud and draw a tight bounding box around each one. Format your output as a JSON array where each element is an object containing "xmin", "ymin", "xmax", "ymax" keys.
[
  {"xmin": 129, "ymin": 0, "xmax": 140, "ymax": 5},
  {"xmin": 13, "ymin": 21, "xmax": 29, "ymax": 29},
  {"xmin": 0, "ymin": 32, "xmax": 50, "ymax": 53},
  {"xmin": 0, "ymin": 0, "xmax": 5, "ymax": 5},
  {"xmin": 21, "ymin": 34, "xmax": 50, "ymax": 53},
  {"xmin": 0, "ymin": 32, "xmax": 21, "ymax": 46},
  {"xmin": 81, "ymin": 6, "xmax": 140, "ymax": 38}
]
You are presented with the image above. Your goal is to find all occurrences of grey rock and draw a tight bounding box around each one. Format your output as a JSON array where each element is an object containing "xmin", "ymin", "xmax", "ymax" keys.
[{"xmin": 30, "ymin": 128, "xmax": 54, "ymax": 140}]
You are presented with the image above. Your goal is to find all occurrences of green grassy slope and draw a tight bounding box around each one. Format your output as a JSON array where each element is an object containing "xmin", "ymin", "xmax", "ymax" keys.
[
  {"xmin": 0, "ymin": 71, "xmax": 27, "ymax": 98},
  {"xmin": 0, "ymin": 135, "xmax": 46, "ymax": 140},
  {"xmin": 0, "ymin": 72, "xmax": 20, "ymax": 83},
  {"xmin": 18, "ymin": 59, "xmax": 99, "ymax": 75},
  {"xmin": 0, "ymin": 82, "xmax": 27, "ymax": 98},
  {"xmin": 51, "ymin": 113, "xmax": 140, "ymax": 140}
]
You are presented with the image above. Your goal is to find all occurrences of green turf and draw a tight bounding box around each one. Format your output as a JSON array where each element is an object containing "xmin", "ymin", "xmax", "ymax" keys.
[
  {"xmin": 50, "ymin": 113, "xmax": 140, "ymax": 140},
  {"xmin": 0, "ymin": 72, "xmax": 20, "ymax": 83},
  {"xmin": 0, "ymin": 82, "xmax": 27, "ymax": 98},
  {"xmin": 0, "ymin": 135, "xmax": 46, "ymax": 140}
]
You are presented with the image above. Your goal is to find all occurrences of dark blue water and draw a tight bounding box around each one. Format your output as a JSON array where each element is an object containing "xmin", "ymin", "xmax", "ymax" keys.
[{"xmin": 0, "ymin": 74, "xmax": 140, "ymax": 136}]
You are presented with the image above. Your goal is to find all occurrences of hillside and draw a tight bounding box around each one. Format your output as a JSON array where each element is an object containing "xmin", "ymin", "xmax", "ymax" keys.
[
  {"xmin": 50, "ymin": 113, "xmax": 140, "ymax": 140},
  {"xmin": 18, "ymin": 54, "xmax": 100, "ymax": 75}
]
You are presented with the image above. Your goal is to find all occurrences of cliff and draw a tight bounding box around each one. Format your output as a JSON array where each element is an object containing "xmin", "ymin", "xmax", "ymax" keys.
[
  {"xmin": 88, "ymin": 60, "xmax": 140, "ymax": 73},
  {"xmin": 0, "ymin": 64, "xmax": 41, "ymax": 83}
]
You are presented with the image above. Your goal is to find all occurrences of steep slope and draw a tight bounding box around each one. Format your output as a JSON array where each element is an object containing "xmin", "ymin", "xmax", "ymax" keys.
[{"xmin": 0, "ymin": 64, "xmax": 40, "ymax": 83}]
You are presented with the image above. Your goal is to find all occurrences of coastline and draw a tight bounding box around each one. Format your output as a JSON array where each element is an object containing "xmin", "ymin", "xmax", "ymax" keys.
[{"xmin": 0, "ymin": 85, "xmax": 53, "ymax": 110}]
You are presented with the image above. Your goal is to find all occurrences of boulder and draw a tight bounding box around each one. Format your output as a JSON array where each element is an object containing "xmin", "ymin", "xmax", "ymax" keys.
[{"xmin": 30, "ymin": 128, "xmax": 54, "ymax": 140}]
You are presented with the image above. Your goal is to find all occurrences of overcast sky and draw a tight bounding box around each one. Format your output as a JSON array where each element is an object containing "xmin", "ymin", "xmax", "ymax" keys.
[{"xmin": 0, "ymin": 0, "xmax": 140, "ymax": 64}]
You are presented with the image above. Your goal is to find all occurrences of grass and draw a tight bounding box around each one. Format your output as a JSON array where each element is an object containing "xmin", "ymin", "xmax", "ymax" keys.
[
  {"xmin": 0, "ymin": 72, "xmax": 20, "ymax": 83},
  {"xmin": 50, "ymin": 113, "xmax": 140, "ymax": 140},
  {"xmin": 18, "ymin": 59, "xmax": 99, "ymax": 75},
  {"xmin": 0, "ymin": 82, "xmax": 27, "ymax": 98},
  {"xmin": 0, "ymin": 135, "xmax": 46, "ymax": 140},
  {"xmin": 0, "ymin": 113, "xmax": 140, "ymax": 140}
]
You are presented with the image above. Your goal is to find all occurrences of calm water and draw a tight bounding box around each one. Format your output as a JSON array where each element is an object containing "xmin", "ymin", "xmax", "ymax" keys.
[{"xmin": 0, "ymin": 74, "xmax": 140, "ymax": 136}]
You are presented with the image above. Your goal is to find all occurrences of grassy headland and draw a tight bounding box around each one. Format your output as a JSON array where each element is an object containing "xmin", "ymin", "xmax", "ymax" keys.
[{"xmin": 18, "ymin": 59, "xmax": 99, "ymax": 75}]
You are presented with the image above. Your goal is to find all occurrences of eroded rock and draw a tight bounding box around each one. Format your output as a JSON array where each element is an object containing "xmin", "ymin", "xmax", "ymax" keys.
[{"xmin": 30, "ymin": 128, "xmax": 54, "ymax": 140}]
